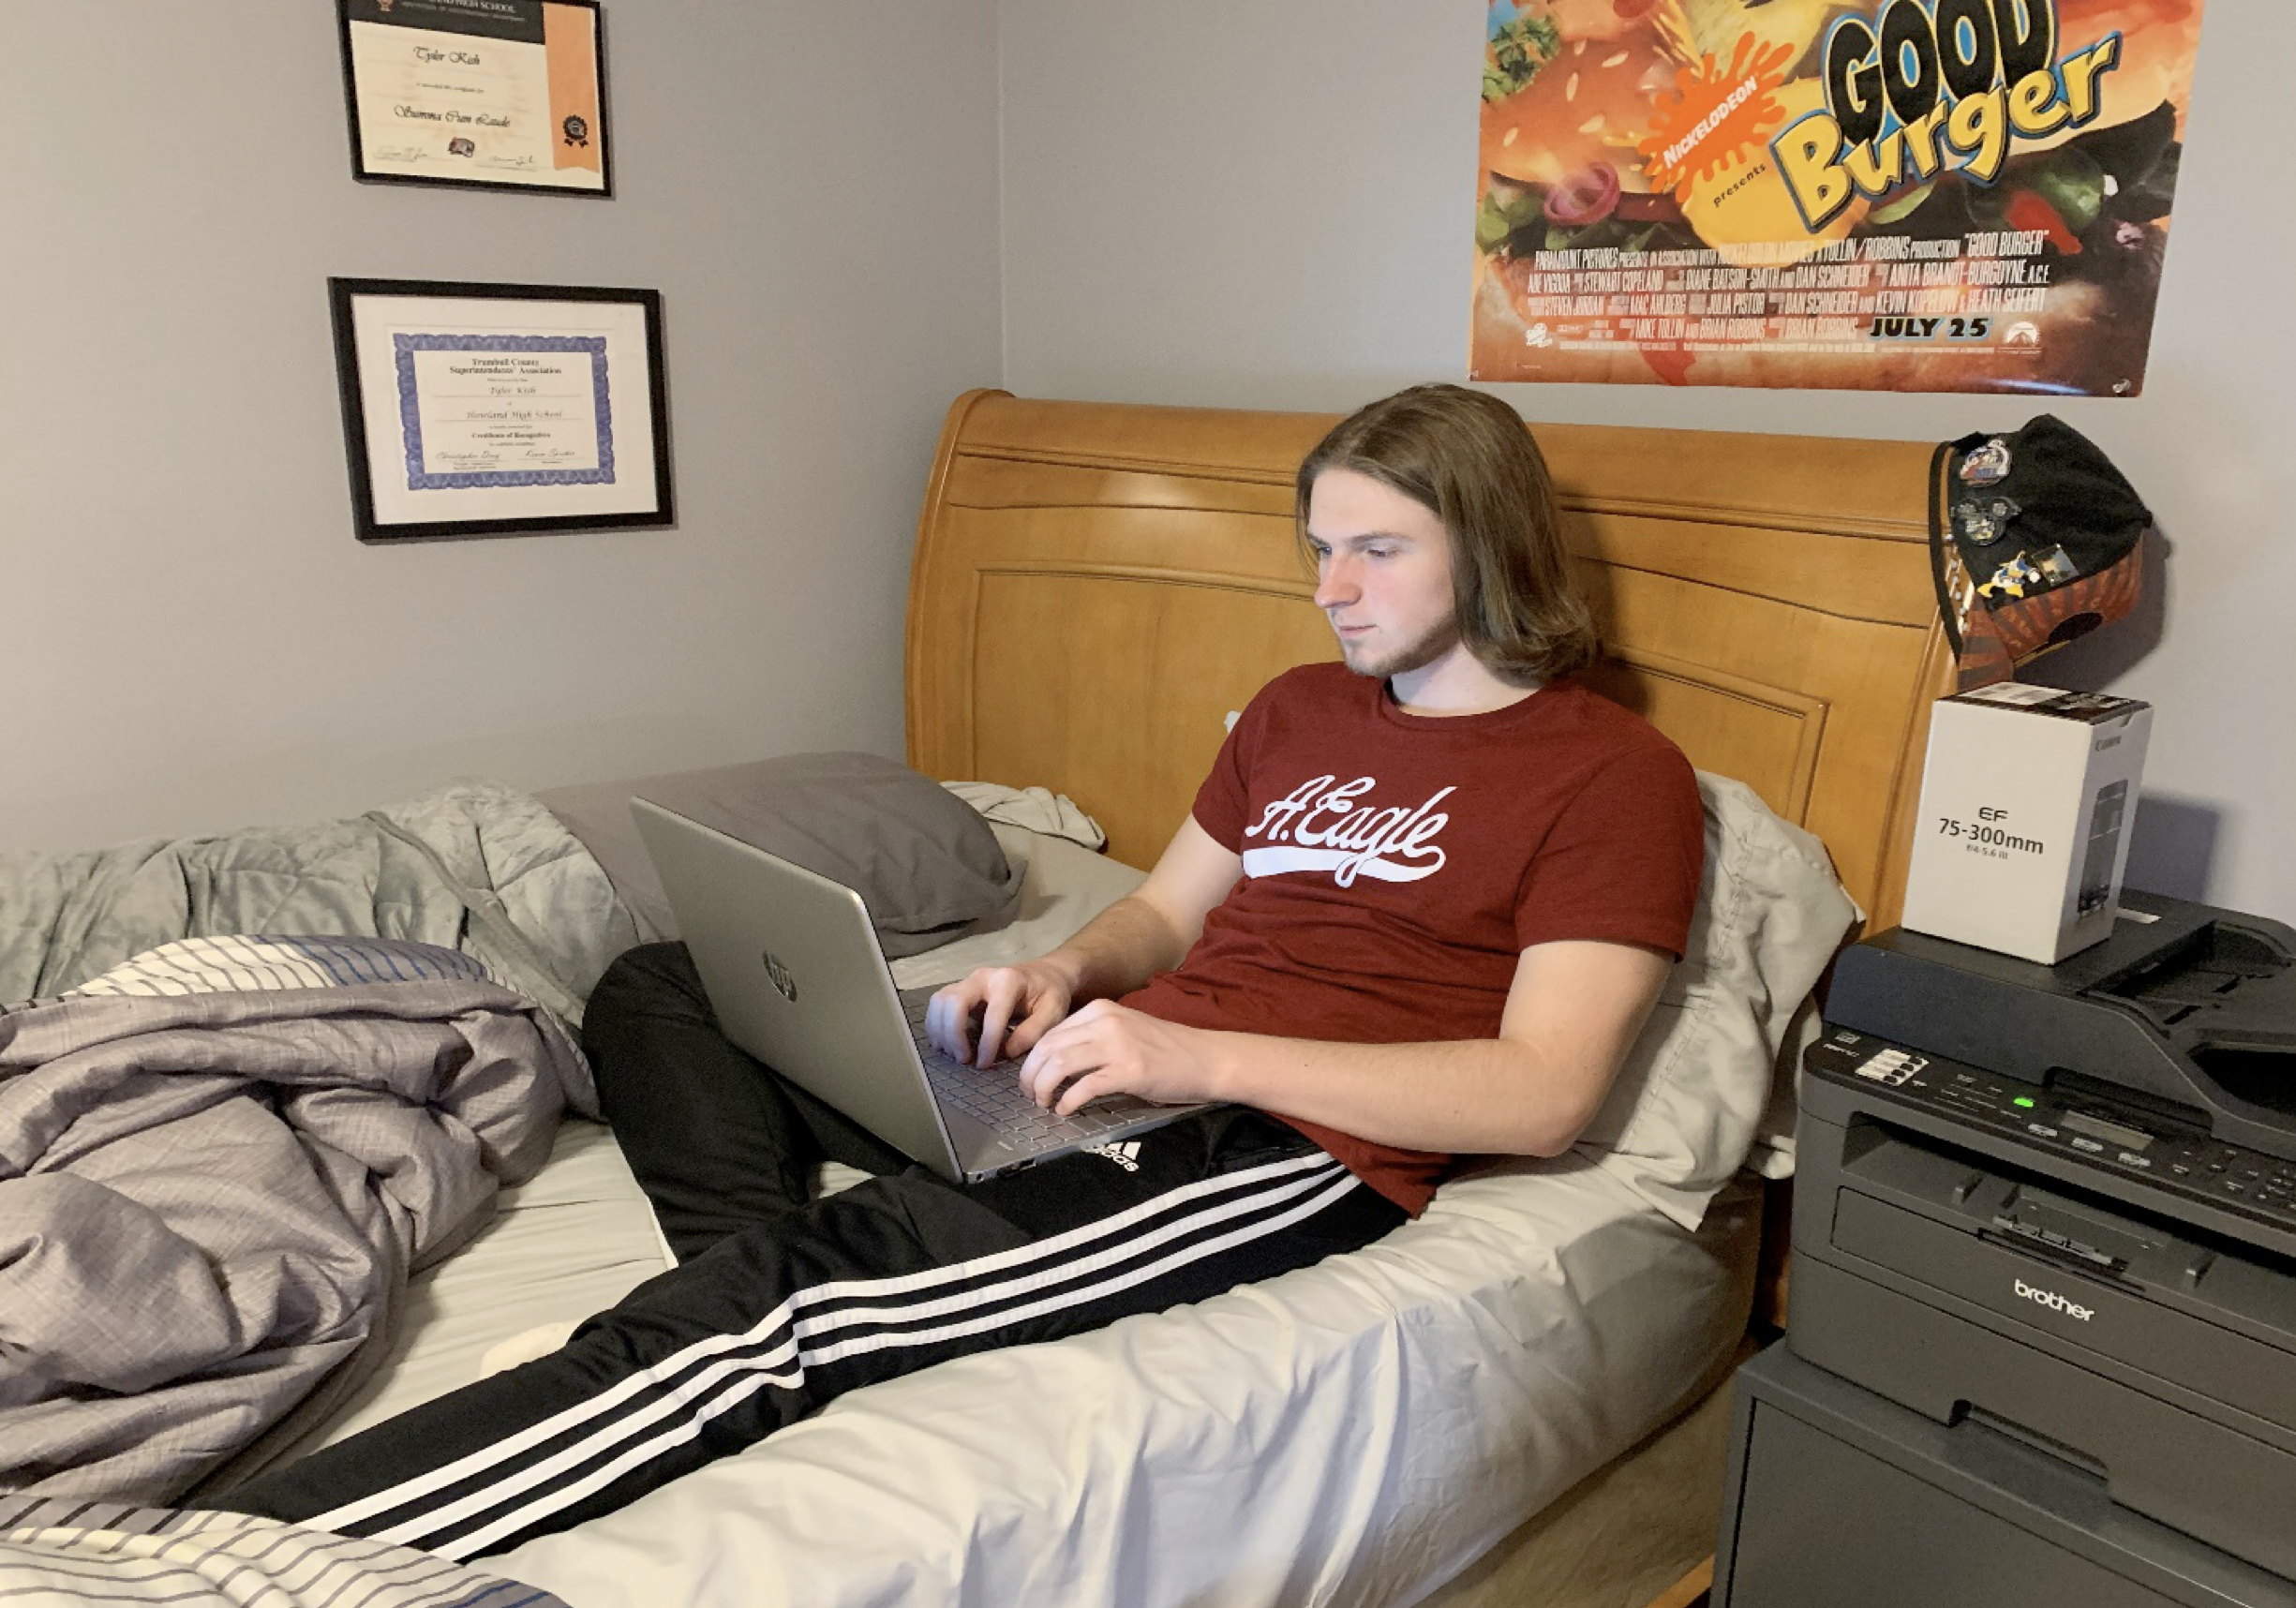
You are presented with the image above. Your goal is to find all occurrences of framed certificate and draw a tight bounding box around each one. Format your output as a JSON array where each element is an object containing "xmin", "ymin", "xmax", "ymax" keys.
[
  {"xmin": 329, "ymin": 277, "xmax": 673, "ymax": 543},
  {"xmin": 336, "ymin": 0, "xmax": 611, "ymax": 196}
]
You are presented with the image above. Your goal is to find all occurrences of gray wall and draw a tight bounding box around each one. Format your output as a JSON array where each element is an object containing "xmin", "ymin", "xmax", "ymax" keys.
[
  {"xmin": 1000, "ymin": 2, "xmax": 2293, "ymax": 919},
  {"xmin": 8, "ymin": 2, "xmax": 2284, "ymax": 919},
  {"xmin": 1, "ymin": 0, "xmax": 1002, "ymax": 852}
]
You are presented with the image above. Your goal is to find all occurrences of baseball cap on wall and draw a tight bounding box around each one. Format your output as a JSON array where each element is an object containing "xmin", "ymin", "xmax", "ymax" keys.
[{"xmin": 1927, "ymin": 415, "xmax": 2153, "ymax": 692}]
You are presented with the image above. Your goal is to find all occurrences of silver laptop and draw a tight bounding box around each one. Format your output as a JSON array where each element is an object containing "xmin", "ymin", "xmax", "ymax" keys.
[{"xmin": 630, "ymin": 797, "xmax": 1213, "ymax": 1183}]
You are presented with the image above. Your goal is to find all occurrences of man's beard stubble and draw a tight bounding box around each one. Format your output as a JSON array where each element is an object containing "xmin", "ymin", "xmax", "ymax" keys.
[{"xmin": 1336, "ymin": 618, "xmax": 1460, "ymax": 682}]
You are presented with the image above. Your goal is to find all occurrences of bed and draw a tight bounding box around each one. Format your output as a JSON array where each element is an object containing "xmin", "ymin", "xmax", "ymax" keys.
[{"xmin": 0, "ymin": 390, "xmax": 1954, "ymax": 1607}]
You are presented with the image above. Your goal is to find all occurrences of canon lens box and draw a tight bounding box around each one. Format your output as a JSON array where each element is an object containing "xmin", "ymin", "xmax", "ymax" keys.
[{"xmin": 1901, "ymin": 684, "xmax": 2152, "ymax": 964}]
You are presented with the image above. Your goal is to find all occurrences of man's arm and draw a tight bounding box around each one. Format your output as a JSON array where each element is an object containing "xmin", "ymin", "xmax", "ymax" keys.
[
  {"xmin": 925, "ymin": 817, "xmax": 1243, "ymax": 1067},
  {"xmin": 1014, "ymin": 938, "xmax": 1673, "ymax": 1157}
]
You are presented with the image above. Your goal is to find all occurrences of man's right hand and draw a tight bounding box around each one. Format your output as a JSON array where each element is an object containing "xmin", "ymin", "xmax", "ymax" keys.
[
  {"xmin": 922, "ymin": 821, "xmax": 1241, "ymax": 1071},
  {"xmin": 925, "ymin": 960, "xmax": 1077, "ymax": 1068}
]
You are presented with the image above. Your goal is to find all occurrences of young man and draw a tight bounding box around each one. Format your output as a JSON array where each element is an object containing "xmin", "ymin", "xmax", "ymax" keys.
[{"xmin": 219, "ymin": 384, "xmax": 1703, "ymax": 1560}]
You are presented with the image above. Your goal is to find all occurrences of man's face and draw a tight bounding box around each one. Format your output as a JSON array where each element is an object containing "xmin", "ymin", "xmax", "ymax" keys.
[{"xmin": 1306, "ymin": 469, "xmax": 1460, "ymax": 681}]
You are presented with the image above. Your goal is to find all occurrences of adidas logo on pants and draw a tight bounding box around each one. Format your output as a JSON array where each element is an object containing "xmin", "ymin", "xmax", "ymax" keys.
[{"xmin": 1085, "ymin": 1139, "xmax": 1143, "ymax": 1171}]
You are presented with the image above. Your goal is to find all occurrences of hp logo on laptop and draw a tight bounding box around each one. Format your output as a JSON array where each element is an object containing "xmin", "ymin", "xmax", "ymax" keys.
[{"xmin": 761, "ymin": 950, "xmax": 798, "ymax": 1002}]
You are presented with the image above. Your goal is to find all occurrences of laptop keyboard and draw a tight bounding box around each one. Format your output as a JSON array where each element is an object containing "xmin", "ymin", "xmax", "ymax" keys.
[{"xmin": 901, "ymin": 991, "xmax": 1157, "ymax": 1145}]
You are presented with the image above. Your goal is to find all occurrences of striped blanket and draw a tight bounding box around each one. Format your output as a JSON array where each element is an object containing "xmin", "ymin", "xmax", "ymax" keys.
[
  {"xmin": 0, "ymin": 936, "xmax": 594, "ymax": 1504},
  {"xmin": 0, "ymin": 1496, "xmax": 570, "ymax": 1608}
]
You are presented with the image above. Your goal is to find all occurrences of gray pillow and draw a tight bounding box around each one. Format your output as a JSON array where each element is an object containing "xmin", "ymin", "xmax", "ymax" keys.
[{"xmin": 535, "ymin": 753, "xmax": 1021, "ymax": 958}]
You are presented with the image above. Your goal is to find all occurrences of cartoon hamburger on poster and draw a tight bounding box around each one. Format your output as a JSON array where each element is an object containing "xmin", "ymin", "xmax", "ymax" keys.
[{"xmin": 1470, "ymin": 0, "xmax": 2206, "ymax": 394}]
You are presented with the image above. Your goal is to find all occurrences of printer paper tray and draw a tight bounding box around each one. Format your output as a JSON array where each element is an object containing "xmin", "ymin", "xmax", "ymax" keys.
[
  {"xmin": 1794, "ymin": 1245, "xmax": 2296, "ymax": 1580},
  {"xmin": 1829, "ymin": 1186, "xmax": 2296, "ymax": 1434}
]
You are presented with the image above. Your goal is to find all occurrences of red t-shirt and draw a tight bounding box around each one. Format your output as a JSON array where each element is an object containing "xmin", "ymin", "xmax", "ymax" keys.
[{"xmin": 1121, "ymin": 663, "xmax": 1704, "ymax": 1215}]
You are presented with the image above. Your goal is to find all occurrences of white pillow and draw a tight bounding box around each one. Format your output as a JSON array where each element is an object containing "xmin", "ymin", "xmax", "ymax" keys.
[{"xmin": 1571, "ymin": 772, "xmax": 1862, "ymax": 1228}]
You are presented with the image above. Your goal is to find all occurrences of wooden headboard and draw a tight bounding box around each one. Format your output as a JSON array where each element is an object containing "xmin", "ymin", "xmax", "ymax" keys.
[{"xmin": 906, "ymin": 389, "xmax": 1955, "ymax": 931}]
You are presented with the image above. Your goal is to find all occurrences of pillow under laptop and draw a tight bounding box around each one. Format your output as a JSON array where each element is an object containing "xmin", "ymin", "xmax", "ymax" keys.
[{"xmin": 536, "ymin": 752, "xmax": 1022, "ymax": 958}]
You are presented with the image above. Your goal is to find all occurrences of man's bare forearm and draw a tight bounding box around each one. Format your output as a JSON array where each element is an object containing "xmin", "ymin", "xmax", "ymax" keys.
[
  {"xmin": 1019, "ymin": 940, "xmax": 1673, "ymax": 1156},
  {"xmin": 1039, "ymin": 894, "xmax": 1195, "ymax": 1004},
  {"xmin": 1197, "ymin": 942, "xmax": 1669, "ymax": 1154},
  {"xmin": 1205, "ymin": 1033, "xmax": 1592, "ymax": 1156}
]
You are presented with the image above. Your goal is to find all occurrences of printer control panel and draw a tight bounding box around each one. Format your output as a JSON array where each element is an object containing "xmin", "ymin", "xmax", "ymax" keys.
[{"xmin": 1809, "ymin": 1029, "xmax": 2296, "ymax": 1229}]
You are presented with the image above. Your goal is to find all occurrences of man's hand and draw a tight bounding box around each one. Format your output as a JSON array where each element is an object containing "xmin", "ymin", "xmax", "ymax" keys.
[
  {"xmin": 1016, "ymin": 1000, "xmax": 1224, "ymax": 1115},
  {"xmin": 925, "ymin": 959, "xmax": 1077, "ymax": 1067},
  {"xmin": 925, "ymin": 817, "xmax": 1244, "ymax": 1072}
]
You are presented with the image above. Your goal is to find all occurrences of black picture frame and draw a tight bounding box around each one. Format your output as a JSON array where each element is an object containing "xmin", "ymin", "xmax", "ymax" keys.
[
  {"xmin": 328, "ymin": 276, "xmax": 673, "ymax": 543},
  {"xmin": 335, "ymin": 0, "xmax": 613, "ymax": 198}
]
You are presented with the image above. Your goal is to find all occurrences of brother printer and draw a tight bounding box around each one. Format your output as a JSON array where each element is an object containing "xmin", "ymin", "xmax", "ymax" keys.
[{"xmin": 1710, "ymin": 890, "xmax": 2296, "ymax": 1607}]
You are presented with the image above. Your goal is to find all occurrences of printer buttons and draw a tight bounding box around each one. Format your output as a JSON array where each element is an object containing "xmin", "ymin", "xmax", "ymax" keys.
[
  {"xmin": 1854, "ymin": 1048, "xmax": 1924, "ymax": 1085},
  {"xmin": 2070, "ymin": 1137, "xmax": 2107, "ymax": 1154},
  {"xmin": 2119, "ymin": 1152, "xmax": 2152, "ymax": 1169}
]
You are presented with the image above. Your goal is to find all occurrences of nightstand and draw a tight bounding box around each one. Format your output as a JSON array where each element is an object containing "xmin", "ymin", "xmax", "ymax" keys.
[{"xmin": 1705, "ymin": 1345, "xmax": 2296, "ymax": 1607}]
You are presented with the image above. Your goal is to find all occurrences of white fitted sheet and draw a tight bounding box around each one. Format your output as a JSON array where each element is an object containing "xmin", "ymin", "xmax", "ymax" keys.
[{"xmin": 306, "ymin": 1118, "xmax": 670, "ymax": 1451}]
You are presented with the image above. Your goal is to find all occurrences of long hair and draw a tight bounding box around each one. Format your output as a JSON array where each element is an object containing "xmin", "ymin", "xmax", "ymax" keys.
[{"xmin": 1296, "ymin": 384, "xmax": 1598, "ymax": 684}]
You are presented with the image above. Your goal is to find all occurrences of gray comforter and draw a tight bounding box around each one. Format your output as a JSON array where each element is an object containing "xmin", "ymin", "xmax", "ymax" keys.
[
  {"xmin": 0, "ymin": 782, "xmax": 634, "ymax": 1503},
  {"xmin": 0, "ymin": 780, "xmax": 635, "ymax": 1019},
  {"xmin": 0, "ymin": 940, "xmax": 597, "ymax": 1503}
]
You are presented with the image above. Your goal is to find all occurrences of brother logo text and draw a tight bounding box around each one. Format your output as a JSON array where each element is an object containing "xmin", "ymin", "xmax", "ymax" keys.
[{"xmin": 2015, "ymin": 1278, "xmax": 2095, "ymax": 1321}]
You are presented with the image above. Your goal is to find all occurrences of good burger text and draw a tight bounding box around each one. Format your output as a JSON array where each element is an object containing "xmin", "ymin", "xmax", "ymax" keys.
[{"xmin": 1772, "ymin": 0, "xmax": 2125, "ymax": 232}]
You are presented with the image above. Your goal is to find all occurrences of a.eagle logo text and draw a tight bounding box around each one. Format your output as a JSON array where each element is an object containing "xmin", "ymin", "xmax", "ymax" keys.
[{"xmin": 1243, "ymin": 775, "xmax": 1455, "ymax": 886}]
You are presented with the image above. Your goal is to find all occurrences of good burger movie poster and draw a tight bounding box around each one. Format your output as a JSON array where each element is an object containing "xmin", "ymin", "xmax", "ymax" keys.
[{"xmin": 1470, "ymin": 0, "xmax": 2206, "ymax": 395}]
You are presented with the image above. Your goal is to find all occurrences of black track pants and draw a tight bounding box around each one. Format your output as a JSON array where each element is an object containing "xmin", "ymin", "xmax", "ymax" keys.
[{"xmin": 219, "ymin": 945, "xmax": 1405, "ymax": 1560}]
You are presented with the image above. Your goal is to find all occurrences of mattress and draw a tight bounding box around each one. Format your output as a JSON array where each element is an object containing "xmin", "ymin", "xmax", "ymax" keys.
[
  {"xmin": 488, "ymin": 1158, "xmax": 1752, "ymax": 1608},
  {"xmin": 277, "ymin": 821, "xmax": 1755, "ymax": 1606}
]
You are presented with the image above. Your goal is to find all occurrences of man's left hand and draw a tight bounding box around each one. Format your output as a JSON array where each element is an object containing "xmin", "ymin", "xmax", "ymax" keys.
[{"xmin": 1016, "ymin": 1000, "xmax": 1223, "ymax": 1116}]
